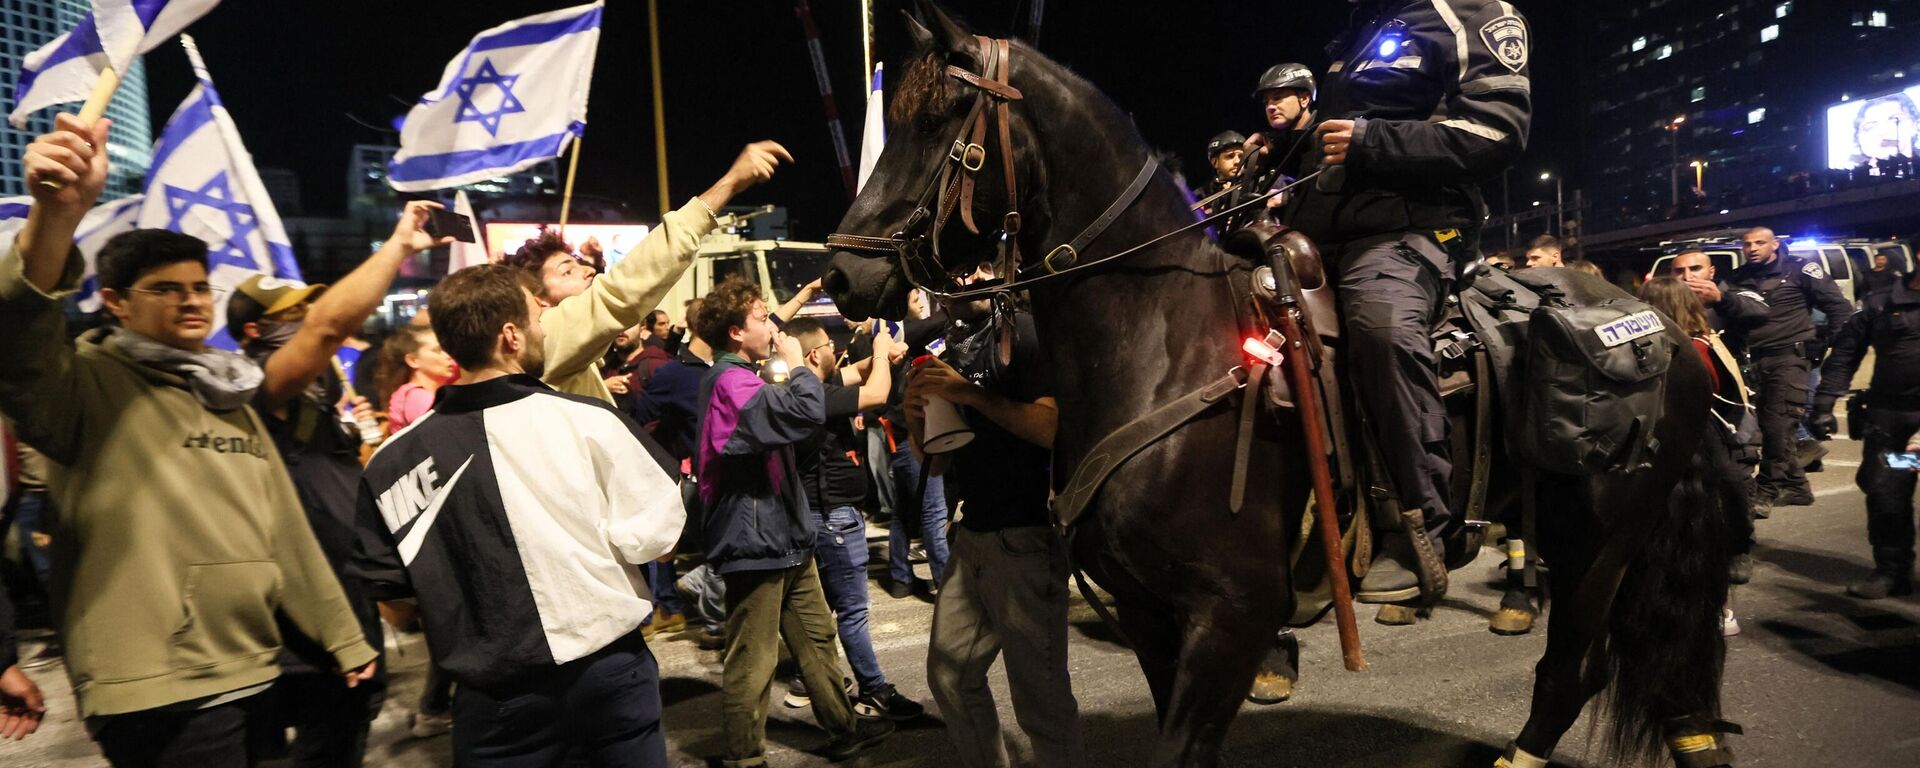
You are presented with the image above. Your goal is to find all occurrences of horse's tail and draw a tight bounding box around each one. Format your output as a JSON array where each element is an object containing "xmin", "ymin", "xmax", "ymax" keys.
[{"xmin": 1596, "ymin": 431, "xmax": 1733, "ymax": 762}]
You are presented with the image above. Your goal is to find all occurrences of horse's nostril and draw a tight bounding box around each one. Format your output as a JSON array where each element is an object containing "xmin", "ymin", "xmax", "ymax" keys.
[{"xmin": 821, "ymin": 268, "xmax": 850, "ymax": 296}]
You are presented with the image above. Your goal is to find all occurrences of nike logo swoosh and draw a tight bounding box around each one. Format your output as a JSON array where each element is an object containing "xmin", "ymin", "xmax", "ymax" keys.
[{"xmin": 397, "ymin": 455, "xmax": 473, "ymax": 566}]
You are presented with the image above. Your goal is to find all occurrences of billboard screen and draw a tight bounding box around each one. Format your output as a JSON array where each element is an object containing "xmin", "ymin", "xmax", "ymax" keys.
[
  {"xmin": 1828, "ymin": 87, "xmax": 1920, "ymax": 171},
  {"xmin": 483, "ymin": 223, "xmax": 653, "ymax": 270}
]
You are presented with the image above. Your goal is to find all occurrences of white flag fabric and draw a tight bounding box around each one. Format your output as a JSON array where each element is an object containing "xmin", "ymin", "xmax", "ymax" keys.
[
  {"xmin": 0, "ymin": 195, "xmax": 143, "ymax": 313},
  {"xmin": 389, "ymin": 2, "xmax": 603, "ymax": 192},
  {"xmin": 448, "ymin": 190, "xmax": 489, "ymax": 272},
  {"xmin": 138, "ymin": 64, "xmax": 298, "ymax": 348},
  {"xmin": 9, "ymin": 0, "xmax": 222, "ymax": 127},
  {"xmin": 856, "ymin": 64, "xmax": 885, "ymax": 193}
]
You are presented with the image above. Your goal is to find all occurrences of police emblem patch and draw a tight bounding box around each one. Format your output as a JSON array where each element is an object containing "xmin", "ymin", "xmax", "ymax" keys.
[
  {"xmin": 1802, "ymin": 261, "xmax": 1827, "ymax": 280},
  {"xmin": 1481, "ymin": 15, "xmax": 1529, "ymax": 73}
]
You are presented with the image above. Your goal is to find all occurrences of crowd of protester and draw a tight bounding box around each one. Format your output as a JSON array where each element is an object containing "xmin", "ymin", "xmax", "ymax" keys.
[{"xmin": 0, "ymin": 113, "xmax": 1090, "ymax": 768}]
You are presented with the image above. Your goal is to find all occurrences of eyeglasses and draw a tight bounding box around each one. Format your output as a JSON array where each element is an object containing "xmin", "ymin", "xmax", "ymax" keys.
[
  {"xmin": 809, "ymin": 340, "xmax": 836, "ymax": 356},
  {"xmin": 127, "ymin": 282, "xmax": 214, "ymax": 302}
]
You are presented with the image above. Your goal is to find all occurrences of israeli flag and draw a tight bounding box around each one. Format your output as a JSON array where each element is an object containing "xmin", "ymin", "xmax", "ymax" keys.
[
  {"xmin": 856, "ymin": 64, "xmax": 885, "ymax": 193},
  {"xmin": 138, "ymin": 45, "xmax": 298, "ymax": 348},
  {"xmin": 0, "ymin": 195, "xmax": 142, "ymax": 313},
  {"xmin": 9, "ymin": 0, "xmax": 222, "ymax": 128},
  {"xmin": 389, "ymin": 2, "xmax": 603, "ymax": 192}
]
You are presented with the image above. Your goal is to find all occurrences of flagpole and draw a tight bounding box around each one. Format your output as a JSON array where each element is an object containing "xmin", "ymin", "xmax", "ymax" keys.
[
  {"xmin": 33, "ymin": 65, "xmax": 119, "ymax": 190},
  {"xmin": 647, "ymin": 0, "xmax": 670, "ymax": 218},
  {"xmin": 559, "ymin": 136, "xmax": 582, "ymax": 231},
  {"xmin": 861, "ymin": 0, "xmax": 873, "ymax": 90}
]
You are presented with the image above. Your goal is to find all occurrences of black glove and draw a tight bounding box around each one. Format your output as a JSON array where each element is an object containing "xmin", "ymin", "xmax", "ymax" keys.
[{"xmin": 1808, "ymin": 396, "xmax": 1839, "ymax": 440}]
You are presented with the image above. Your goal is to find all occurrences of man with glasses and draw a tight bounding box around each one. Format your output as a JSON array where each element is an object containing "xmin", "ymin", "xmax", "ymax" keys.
[
  {"xmin": 783, "ymin": 317, "xmax": 926, "ymax": 721},
  {"xmin": 0, "ymin": 114, "xmax": 378, "ymax": 767},
  {"xmin": 1724, "ymin": 228, "xmax": 1855, "ymax": 516}
]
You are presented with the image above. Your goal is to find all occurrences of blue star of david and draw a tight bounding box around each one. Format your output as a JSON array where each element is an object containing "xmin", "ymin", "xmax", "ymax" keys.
[
  {"xmin": 164, "ymin": 172, "xmax": 257, "ymax": 271},
  {"xmin": 454, "ymin": 59, "xmax": 526, "ymax": 136}
]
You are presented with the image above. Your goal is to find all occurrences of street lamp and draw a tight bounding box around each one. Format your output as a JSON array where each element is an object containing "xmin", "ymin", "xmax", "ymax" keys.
[
  {"xmin": 1667, "ymin": 116, "xmax": 1688, "ymax": 211},
  {"xmin": 1689, "ymin": 160, "xmax": 1708, "ymax": 196},
  {"xmin": 1540, "ymin": 170, "xmax": 1565, "ymax": 238}
]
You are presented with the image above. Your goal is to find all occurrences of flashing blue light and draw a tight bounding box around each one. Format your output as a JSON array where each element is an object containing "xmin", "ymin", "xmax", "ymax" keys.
[{"xmin": 1378, "ymin": 37, "xmax": 1402, "ymax": 58}]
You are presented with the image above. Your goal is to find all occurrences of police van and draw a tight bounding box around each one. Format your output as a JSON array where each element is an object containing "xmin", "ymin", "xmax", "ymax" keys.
[{"xmin": 1644, "ymin": 234, "xmax": 1913, "ymax": 304}]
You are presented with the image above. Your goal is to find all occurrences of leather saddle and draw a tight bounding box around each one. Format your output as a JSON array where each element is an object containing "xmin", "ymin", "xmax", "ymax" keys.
[{"xmin": 1226, "ymin": 224, "xmax": 1504, "ymax": 580}]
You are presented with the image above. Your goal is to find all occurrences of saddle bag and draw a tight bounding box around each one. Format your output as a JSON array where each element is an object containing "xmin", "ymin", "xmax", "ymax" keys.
[{"xmin": 1509, "ymin": 288, "xmax": 1676, "ymax": 474}]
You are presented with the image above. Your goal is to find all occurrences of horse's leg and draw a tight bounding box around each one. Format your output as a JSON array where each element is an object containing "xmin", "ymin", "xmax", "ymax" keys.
[
  {"xmin": 1508, "ymin": 539, "xmax": 1610, "ymax": 763},
  {"xmin": 1246, "ymin": 628, "xmax": 1298, "ymax": 705},
  {"xmin": 1148, "ymin": 593, "xmax": 1286, "ymax": 768},
  {"xmin": 1076, "ymin": 520, "xmax": 1183, "ymax": 715}
]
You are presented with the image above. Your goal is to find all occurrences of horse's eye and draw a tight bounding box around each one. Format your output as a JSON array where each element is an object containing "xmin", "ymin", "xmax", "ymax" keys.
[{"xmin": 914, "ymin": 114, "xmax": 943, "ymax": 134}]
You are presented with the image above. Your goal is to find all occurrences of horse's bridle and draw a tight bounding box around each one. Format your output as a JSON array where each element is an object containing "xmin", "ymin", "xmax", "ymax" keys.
[{"xmin": 827, "ymin": 35, "xmax": 1308, "ymax": 305}]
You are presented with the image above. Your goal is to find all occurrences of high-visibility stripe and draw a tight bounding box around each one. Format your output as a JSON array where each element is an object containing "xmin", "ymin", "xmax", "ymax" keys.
[{"xmin": 1428, "ymin": 0, "xmax": 1470, "ymax": 82}]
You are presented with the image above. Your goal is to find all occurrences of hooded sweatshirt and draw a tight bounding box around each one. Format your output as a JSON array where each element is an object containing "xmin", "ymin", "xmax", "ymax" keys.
[{"xmin": 0, "ymin": 246, "xmax": 376, "ymax": 717}]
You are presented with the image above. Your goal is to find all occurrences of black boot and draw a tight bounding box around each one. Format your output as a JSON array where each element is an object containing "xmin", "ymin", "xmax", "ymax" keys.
[{"xmin": 1847, "ymin": 549, "xmax": 1915, "ymax": 599}]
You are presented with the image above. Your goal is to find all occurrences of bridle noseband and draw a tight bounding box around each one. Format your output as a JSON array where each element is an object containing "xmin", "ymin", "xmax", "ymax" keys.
[{"xmin": 828, "ymin": 35, "xmax": 1308, "ymax": 305}]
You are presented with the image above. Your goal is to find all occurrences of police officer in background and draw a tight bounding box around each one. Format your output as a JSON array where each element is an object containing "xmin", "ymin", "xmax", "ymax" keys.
[
  {"xmin": 1724, "ymin": 227, "xmax": 1853, "ymax": 517},
  {"xmin": 1286, "ymin": 0, "xmax": 1532, "ymax": 604},
  {"xmin": 1810, "ymin": 271, "xmax": 1920, "ymax": 599},
  {"xmin": 1193, "ymin": 131, "xmax": 1245, "ymax": 217}
]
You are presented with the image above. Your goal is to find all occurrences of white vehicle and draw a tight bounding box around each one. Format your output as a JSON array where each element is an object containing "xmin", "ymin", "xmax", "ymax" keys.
[{"xmin": 656, "ymin": 207, "xmax": 840, "ymax": 327}]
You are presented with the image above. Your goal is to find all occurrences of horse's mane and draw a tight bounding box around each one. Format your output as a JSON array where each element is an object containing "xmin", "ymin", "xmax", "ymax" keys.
[{"xmin": 890, "ymin": 49, "xmax": 954, "ymax": 126}]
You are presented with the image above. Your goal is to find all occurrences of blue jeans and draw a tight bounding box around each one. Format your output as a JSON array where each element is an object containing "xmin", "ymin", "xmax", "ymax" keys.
[
  {"xmin": 13, "ymin": 490, "xmax": 52, "ymax": 589},
  {"xmin": 815, "ymin": 505, "xmax": 887, "ymax": 694},
  {"xmin": 677, "ymin": 563, "xmax": 727, "ymax": 634},
  {"xmin": 643, "ymin": 561, "xmax": 682, "ymax": 617},
  {"xmin": 888, "ymin": 444, "xmax": 950, "ymax": 586}
]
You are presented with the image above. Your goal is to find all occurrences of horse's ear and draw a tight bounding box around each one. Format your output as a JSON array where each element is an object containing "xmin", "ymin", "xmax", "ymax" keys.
[
  {"xmin": 916, "ymin": 0, "xmax": 974, "ymax": 54},
  {"xmin": 901, "ymin": 9, "xmax": 933, "ymax": 52}
]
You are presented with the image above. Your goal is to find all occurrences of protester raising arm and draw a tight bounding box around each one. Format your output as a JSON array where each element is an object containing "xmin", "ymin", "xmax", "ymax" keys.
[
  {"xmin": 256, "ymin": 202, "xmax": 453, "ymax": 412},
  {"xmin": 539, "ymin": 142, "xmax": 792, "ymax": 398},
  {"xmin": 0, "ymin": 114, "xmax": 110, "ymax": 461},
  {"xmin": 776, "ymin": 278, "xmax": 822, "ymax": 323}
]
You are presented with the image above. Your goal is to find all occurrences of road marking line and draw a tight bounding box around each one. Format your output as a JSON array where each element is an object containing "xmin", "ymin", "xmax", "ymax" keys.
[{"xmin": 1815, "ymin": 485, "xmax": 1861, "ymax": 498}]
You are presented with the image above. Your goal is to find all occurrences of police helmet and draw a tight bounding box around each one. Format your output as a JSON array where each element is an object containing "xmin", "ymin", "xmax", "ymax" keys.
[
  {"xmin": 1206, "ymin": 131, "xmax": 1247, "ymax": 159},
  {"xmin": 1253, "ymin": 63, "xmax": 1317, "ymax": 101}
]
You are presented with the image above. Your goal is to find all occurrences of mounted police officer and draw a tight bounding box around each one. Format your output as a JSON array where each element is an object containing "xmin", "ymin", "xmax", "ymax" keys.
[
  {"xmin": 1287, "ymin": 0, "xmax": 1533, "ymax": 604},
  {"xmin": 1811, "ymin": 273, "xmax": 1920, "ymax": 599},
  {"xmin": 1194, "ymin": 131, "xmax": 1246, "ymax": 217},
  {"xmin": 1239, "ymin": 63, "xmax": 1318, "ymax": 216},
  {"xmin": 1723, "ymin": 227, "xmax": 1853, "ymax": 517}
]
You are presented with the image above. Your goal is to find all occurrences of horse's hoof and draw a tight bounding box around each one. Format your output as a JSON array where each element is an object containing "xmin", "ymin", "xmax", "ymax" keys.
[
  {"xmin": 1374, "ymin": 603, "xmax": 1422, "ymax": 625},
  {"xmin": 1246, "ymin": 672, "xmax": 1293, "ymax": 705},
  {"xmin": 1489, "ymin": 606, "xmax": 1537, "ymax": 635}
]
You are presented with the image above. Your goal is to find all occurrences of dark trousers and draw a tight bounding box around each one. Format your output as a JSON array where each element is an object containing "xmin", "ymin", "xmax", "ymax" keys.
[
  {"xmin": 1751, "ymin": 350, "xmax": 1813, "ymax": 499},
  {"xmin": 1856, "ymin": 406, "xmax": 1920, "ymax": 573},
  {"xmin": 13, "ymin": 489, "xmax": 52, "ymax": 588},
  {"xmin": 1715, "ymin": 431, "xmax": 1758, "ymax": 557},
  {"xmin": 1335, "ymin": 233, "xmax": 1454, "ymax": 533},
  {"xmin": 92, "ymin": 699, "xmax": 256, "ymax": 768},
  {"xmin": 262, "ymin": 672, "xmax": 383, "ymax": 768},
  {"xmin": 451, "ymin": 633, "xmax": 667, "ymax": 768}
]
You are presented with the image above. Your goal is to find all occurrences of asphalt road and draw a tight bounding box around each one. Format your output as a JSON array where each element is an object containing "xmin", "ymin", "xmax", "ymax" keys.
[{"xmin": 5, "ymin": 433, "xmax": 1917, "ymax": 767}]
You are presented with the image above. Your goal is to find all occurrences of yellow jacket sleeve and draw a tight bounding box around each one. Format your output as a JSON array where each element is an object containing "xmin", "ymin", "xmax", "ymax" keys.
[{"xmin": 540, "ymin": 200, "xmax": 715, "ymax": 400}]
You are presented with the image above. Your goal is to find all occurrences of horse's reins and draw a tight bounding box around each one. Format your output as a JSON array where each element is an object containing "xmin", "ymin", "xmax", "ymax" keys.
[{"xmin": 827, "ymin": 35, "xmax": 1319, "ymax": 305}]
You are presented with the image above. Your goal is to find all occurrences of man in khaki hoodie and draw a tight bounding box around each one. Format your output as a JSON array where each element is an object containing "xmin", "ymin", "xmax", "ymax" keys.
[{"xmin": 0, "ymin": 114, "xmax": 377, "ymax": 766}]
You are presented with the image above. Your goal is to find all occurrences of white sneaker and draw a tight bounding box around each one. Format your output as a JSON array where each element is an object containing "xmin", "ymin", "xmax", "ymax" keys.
[{"xmin": 1720, "ymin": 609, "xmax": 1741, "ymax": 638}]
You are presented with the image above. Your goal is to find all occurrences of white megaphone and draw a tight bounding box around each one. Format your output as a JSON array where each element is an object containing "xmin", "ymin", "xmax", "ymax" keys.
[{"xmin": 920, "ymin": 394, "xmax": 975, "ymax": 455}]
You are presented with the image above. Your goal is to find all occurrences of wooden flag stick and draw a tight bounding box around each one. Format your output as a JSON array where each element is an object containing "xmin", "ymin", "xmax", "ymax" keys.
[
  {"xmin": 35, "ymin": 64, "xmax": 122, "ymax": 190},
  {"xmin": 558, "ymin": 136, "xmax": 583, "ymax": 231},
  {"xmin": 648, "ymin": 0, "xmax": 670, "ymax": 218}
]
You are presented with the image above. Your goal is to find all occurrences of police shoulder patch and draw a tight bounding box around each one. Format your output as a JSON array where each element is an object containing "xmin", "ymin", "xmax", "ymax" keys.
[
  {"xmin": 1480, "ymin": 14, "xmax": 1529, "ymax": 74},
  {"xmin": 1802, "ymin": 261, "xmax": 1827, "ymax": 280}
]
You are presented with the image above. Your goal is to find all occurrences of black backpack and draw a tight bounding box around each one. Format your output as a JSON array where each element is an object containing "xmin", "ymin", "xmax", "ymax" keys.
[{"xmin": 1507, "ymin": 280, "xmax": 1677, "ymax": 474}]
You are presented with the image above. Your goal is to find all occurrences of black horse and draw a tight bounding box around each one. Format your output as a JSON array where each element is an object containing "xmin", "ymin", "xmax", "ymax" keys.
[{"xmin": 824, "ymin": 4, "xmax": 1735, "ymax": 766}]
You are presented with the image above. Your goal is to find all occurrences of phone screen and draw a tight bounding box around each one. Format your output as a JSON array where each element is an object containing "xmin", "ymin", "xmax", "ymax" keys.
[
  {"xmin": 426, "ymin": 208, "xmax": 477, "ymax": 243},
  {"xmin": 1885, "ymin": 452, "xmax": 1920, "ymax": 470}
]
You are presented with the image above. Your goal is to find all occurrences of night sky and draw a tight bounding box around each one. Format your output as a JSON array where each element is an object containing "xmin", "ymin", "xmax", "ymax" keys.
[{"xmin": 138, "ymin": 0, "xmax": 1582, "ymax": 239}]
